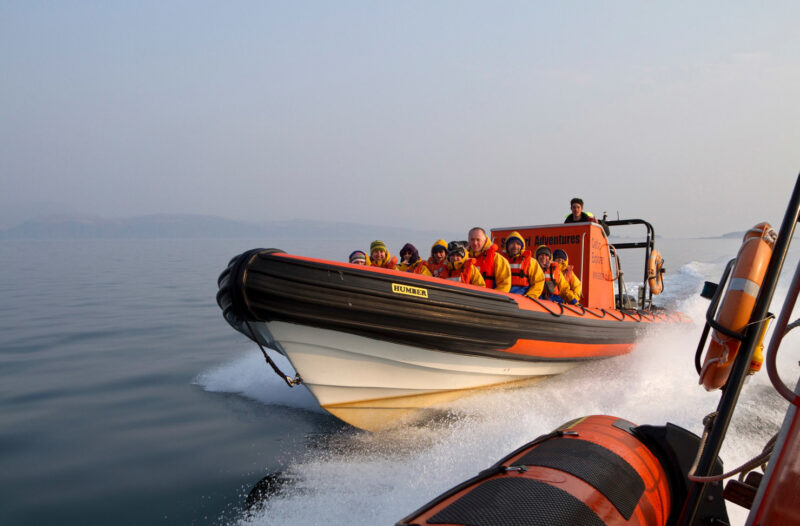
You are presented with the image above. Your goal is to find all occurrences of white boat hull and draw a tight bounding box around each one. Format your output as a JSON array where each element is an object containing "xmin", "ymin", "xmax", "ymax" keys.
[{"xmin": 255, "ymin": 321, "xmax": 579, "ymax": 430}]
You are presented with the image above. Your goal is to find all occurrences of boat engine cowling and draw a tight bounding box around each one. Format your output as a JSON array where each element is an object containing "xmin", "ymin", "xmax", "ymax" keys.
[{"xmin": 397, "ymin": 415, "xmax": 727, "ymax": 526}]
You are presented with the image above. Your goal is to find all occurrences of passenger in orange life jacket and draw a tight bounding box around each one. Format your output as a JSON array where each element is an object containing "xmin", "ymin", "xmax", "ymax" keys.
[
  {"xmin": 369, "ymin": 240, "xmax": 398, "ymax": 270},
  {"xmin": 468, "ymin": 227, "xmax": 511, "ymax": 292},
  {"xmin": 425, "ymin": 239, "xmax": 449, "ymax": 278},
  {"xmin": 443, "ymin": 242, "xmax": 485, "ymax": 286},
  {"xmin": 501, "ymin": 231, "xmax": 545, "ymax": 298},
  {"xmin": 397, "ymin": 243, "xmax": 432, "ymax": 276},
  {"xmin": 553, "ymin": 249, "xmax": 582, "ymax": 304},
  {"xmin": 535, "ymin": 245, "xmax": 574, "ymax": 304}
]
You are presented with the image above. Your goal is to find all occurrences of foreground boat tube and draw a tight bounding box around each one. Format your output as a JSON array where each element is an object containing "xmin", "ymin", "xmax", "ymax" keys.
[{"xmin": 399, "ymin": 415, "xmax": 671, "ymax": 526}]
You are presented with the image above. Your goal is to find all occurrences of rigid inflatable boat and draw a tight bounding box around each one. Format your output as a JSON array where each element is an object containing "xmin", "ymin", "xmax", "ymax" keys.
[
  {"xmin": 217, "ymin": 219, "xmax": 688, "ymax": 431},
  {"xmin": 398, "ymin": 173, "xmax": 800, "ymax": 525}
]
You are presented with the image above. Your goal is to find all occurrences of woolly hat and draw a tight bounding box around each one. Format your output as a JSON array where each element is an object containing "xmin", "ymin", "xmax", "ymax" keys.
[
  {"xmin": 431, "ymin": 239, "xmax": 448, "ymax": 255},
  {"xmin": 447, "ymin": 241, "xmax": 467, "ymax": 259},
  {"xmin": 399, "ymin": 243, "xmax": 420, "ymax": 264},
  {"xmin": 370, "ymin": 240, "xmax": 388, "ymax": 254},
  {"xmin": 505, "ymin": 231, "xmax": 525, "ymax": 251},
  {"xmin": 535, "ymin": 245, "xmax": 552, "ymax": 259},
  {"xmin": 552, "ymin": 249, "xmax": 568, "ymax": 261},
  {"xmin": 349, "ymin": 250, "xmax": 367, "ymax": 264}
]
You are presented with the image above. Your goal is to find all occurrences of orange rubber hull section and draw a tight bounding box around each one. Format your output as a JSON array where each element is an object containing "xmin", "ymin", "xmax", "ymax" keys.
[
  {"xmin": 399, "ymin": 415, "xmax": 670, "ymax": 526},
  {"xmin": 749, "ymin": 401, "xmax": 800, "ymax": 525}
]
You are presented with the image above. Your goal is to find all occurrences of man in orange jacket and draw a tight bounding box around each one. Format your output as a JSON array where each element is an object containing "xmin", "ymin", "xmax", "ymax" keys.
[{"xmin": 467, "ymin": 227, "xmax": 511, "ymax": 292}]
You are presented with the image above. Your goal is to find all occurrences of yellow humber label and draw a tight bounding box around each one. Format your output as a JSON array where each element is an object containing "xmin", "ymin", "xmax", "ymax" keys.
[{"xmin": 391, "ymin": 283, "xmax": 428, "ymax": 298}]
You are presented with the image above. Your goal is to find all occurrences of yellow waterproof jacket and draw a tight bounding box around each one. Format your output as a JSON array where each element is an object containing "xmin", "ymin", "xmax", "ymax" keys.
[
  {"xmin": 471, "ymin": 237, "xmax": 511, "ymax": 292},
  {"xmin": 444, "ymin": 258, "xmax": 485, "ymax": 287},
  {"xmin": 398, "ymin": 259, "xmax": 433, "ymax": 276},
  {"xmin": 502, "ymin": 231, "xmax": 545, "ymax": 298},
  {"xmin": 559, "ymin": 256, "xmax": 582, "ymax": 303},
  {"xmin": 370, "ymin": 252, "xmax": 398, "ymax": 270}
]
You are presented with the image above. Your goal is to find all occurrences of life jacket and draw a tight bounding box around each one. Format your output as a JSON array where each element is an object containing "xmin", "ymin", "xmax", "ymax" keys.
[
  {"xmin": 563, "ymin": 264, "xmax": 575, "ymax": 282},
  {"xmin": 473, "ymin": 243, "xmax": 499, "ymax": 288},
  {"xmin": 506, "ymin": 250, "xmax": 533, "ymax": 288},
  {"xmin": 370, "ymin": 254, "xmax": 398, "ymax": 270},
  {"xmin": 564, "ymin": 211, "xmax": 596, "ymax": 223},
  {"xmin": 426, "ymin": 258, "xmax": 448, "ymax": 278},
  {"xmin": 445, "ymin": 259, "xmax": 477, "ymax": 284},
  {"xmin": 542, "ymin": 262, "xmax": 562, "ymax": 298},
  {"xmin": 407, "ymin": 260, "xmax": 428, "ymax": 275}
]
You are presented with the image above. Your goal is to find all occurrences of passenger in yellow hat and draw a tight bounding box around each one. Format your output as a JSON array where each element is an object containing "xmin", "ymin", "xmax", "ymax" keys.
[
  {"xmin": 369, "ymin": 240, "xmax": 397, "ymax": 270},
  {"xmin": 501, "ymin": 231, "xmax": 544, "ymax": 299},
  {"xmin": 425, "ymin": 239, "xmax": 449, "ymax": 278}
]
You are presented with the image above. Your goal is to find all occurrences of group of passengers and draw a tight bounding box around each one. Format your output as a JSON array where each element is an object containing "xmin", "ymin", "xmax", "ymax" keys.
[
  {"xmin": 356, "ymin": 225, "xmax": 597, "ymax": 308},
  {"xmin": 346, "ymin": 199, "xmax": 595, "ymax": 304},
  {"xmin": 348, "ymin": 230, "xmax": 581, "ymax": 304},
  {"xmin": 347, "ymin": 198, "xmax": 593, "ymax": 304}
]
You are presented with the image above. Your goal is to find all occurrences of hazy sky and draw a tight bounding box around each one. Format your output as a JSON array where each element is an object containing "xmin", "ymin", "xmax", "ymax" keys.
[{"xmin": 1, "ymin": 1, "xmax": 798, "ymax": 237}]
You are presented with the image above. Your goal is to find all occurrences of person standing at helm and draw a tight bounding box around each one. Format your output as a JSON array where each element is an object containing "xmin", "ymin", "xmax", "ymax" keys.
[
  {"xmin": 501, "ymin": 231, "xmax": 544, "ymax": 298},
  {"xmin": 397, "ymin": 243, "xmax": 432, "ymax": 276},
  {"xmin": 425, "ymin": 239, "xmax": 449, "ymax": 278},
  {"xmin": 442, "ymin": 242, "xmax": 485, "ymax": 286},
  {"xmin": 369, "ymin": 240, "xmax": 397, "ymax": 270},
  {"xmin": 564, "ymin": 197, "xmax": 597, "ymax": 224},
  {"xmin": 553, "ymin": 249, "xmax": 582, "ymax": 304},
  {"xmin": 535, "ymin": 245, "xmax": 575, "ymax": 304},
  {"xmin": 468, "ymin": 227, "xmax": 511, "ymax": 292}
]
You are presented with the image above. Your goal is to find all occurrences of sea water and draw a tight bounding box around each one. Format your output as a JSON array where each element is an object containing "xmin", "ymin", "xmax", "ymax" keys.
[{"xmin": 0, "ymin": 236, "xmax": 797, "ymax": 525}]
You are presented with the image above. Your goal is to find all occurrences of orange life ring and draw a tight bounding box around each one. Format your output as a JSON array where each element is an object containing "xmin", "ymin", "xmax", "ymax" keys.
[
  {"xmin": 699, "ymin": 222, "xmax": 776, "ymax": 391},
  {"xmin": 647, "ymin": 249, "xmax": 664, "ymax": 295}
]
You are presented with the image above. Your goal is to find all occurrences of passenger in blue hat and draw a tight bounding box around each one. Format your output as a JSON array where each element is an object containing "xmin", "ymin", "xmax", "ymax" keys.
[
  {"xmin": 348, "ymin": 250, "xmax": 368, "ymax": 265},
  {"xmin": 553, "ymin": 249, "xmax": 582, "ymax": 303}
]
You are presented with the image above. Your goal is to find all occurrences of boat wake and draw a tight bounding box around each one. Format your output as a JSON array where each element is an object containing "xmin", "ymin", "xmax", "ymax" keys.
[
  {"xmin": 194, "ymin": 349, "xmax": 320, "ymax": 412},
  {"xmin": 201, "ymin": 258, "xmax": 796, "ymax": 525}
]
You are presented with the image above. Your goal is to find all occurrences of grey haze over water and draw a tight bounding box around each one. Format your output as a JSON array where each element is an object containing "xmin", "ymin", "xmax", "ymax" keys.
[{"xmin": 2, "ymin": 2, "xmax": 799, "ymax": 240}]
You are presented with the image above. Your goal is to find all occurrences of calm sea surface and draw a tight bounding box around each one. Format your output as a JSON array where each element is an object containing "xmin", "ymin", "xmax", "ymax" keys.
[{"xmin": 0, "ymin": 235, "xmax": 796, "ymax": 525}]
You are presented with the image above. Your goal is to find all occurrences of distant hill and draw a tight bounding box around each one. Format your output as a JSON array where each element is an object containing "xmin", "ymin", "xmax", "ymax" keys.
[
  {"xmin": 719, "ymin": 231, "xmax": 746, "ymax": 239},
  {"xmin": 0, "ymin": 213, "xmax": 455, "ymax": 240}
]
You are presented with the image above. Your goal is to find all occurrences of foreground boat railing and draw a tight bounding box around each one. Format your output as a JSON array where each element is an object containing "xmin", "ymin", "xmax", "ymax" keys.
[{"xmin": 678, "ymin": 172, "xmax": 800, "ymax": 525}]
